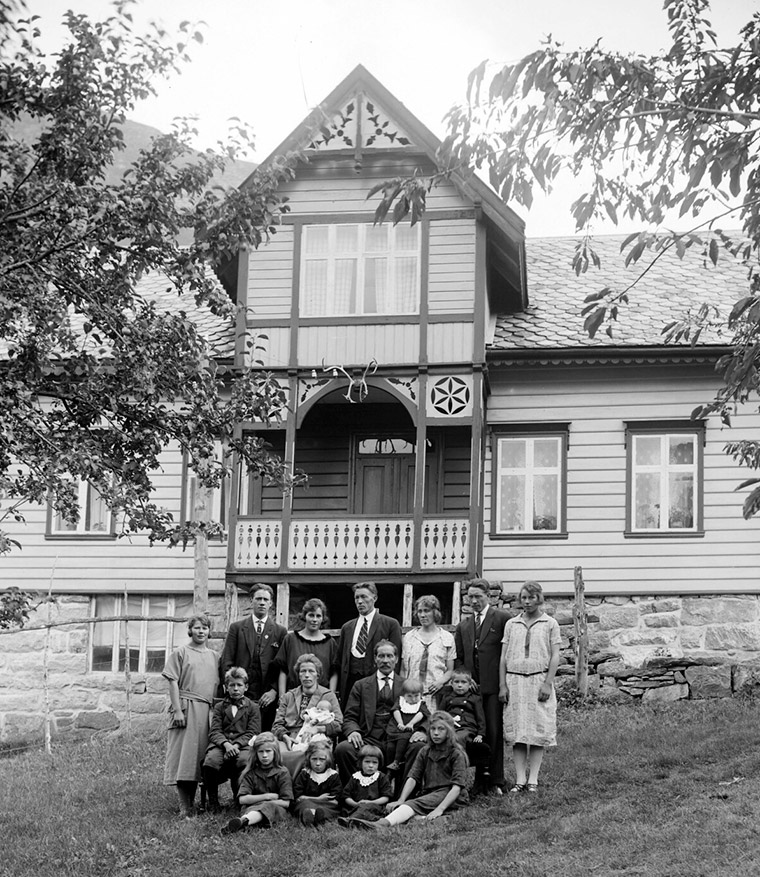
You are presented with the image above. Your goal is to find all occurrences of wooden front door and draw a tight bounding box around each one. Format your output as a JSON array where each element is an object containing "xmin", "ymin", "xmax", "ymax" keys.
[{"xmin": 352, "ymin": 436, "xmax": 417, "ymax": 515}]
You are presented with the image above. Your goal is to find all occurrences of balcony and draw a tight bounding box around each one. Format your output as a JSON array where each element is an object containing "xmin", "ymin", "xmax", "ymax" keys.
[{"xmin": 233, "ymin": 516, "xmax": 470, "ymax": 572}]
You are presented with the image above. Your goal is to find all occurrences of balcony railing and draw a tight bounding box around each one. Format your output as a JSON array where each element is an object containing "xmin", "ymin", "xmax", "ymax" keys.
[{"xmin": 233, "ymin": 516, "xmax": 469, "ymax": 571}]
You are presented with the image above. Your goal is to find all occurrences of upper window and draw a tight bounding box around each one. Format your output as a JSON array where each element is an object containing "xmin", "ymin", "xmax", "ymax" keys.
[
  {"xmin": 90, "ymin": 594, "xmax": 193, "ymax": 673},
  {"xmin": 492, "ymin": 426, "xmax": 568, "ymax": 537},
  {"xmin": 48, "ymin": 479, "xmax": 113, "ymax": 537},
  {"xmin": 300, "ymin": 223, "xmax": 420, "ymax": 316},
  {"xmin": 626, "ymin": 422, "xmax": 704, "ymax": 535}
]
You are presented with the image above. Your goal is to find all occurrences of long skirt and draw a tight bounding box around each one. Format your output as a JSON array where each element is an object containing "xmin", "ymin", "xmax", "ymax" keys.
[
  {"xmin": 405, "ymin": 786, "xmax": 468, "ymax": 815},
  {"xmin": 164, "ymin": 700, "xmax": 211, "ymax": 784},
  {"xmin": 242, "ymin": 801, "xmax": 289, "ymax": 826}
]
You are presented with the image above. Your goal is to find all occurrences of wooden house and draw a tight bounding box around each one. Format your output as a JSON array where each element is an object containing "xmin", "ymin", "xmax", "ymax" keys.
[{"xmin": 3, "ymin": 66, "xmax": 760, "ymax": 731}]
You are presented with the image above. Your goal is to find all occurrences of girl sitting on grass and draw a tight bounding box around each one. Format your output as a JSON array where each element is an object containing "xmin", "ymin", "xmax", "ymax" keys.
[
  {"xmin": 292, "ymin": 740, "xmax": 343, "ymax": 826},
  {"xmin": 343, "ymin": 711, "xmax": 469, "ymax": 829},
  {"xmin": 339, "ymin": 744, "xmax": 393, "ymax": 823},
  {"xmin": 221, "ymin": 733, "xmax": 293, "ymax": 834}
]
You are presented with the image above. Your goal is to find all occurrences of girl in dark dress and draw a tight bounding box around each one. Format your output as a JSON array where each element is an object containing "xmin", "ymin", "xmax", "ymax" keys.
[
  {"xmin": 340, "ymin": 744, "xmax": 393, "ymax": 823},
  {"xmin": 292, "ymin": 740, "xmax": 343, "ymax": 826}
]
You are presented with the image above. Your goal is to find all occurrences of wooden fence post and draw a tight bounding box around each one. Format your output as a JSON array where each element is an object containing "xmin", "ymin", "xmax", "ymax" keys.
[
  {"xmin": 573, "ymin": 566, "xmax": 589, "ymax": 698},
  {"xmin": 123, "ymin": 583, "xmax": 133, "ymax": 736}
]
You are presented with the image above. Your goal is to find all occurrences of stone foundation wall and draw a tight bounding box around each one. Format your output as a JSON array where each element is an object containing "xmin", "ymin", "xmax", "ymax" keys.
[
  {"xmin": 468, "ymin": 588, "xmax": 760, "ymax": 703},
  {"xmin": 0, "ymin": 595, "xmax": 227, "ymax": 749}
]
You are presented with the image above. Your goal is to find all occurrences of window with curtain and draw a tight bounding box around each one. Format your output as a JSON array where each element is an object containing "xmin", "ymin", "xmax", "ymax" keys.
[
  {"xmin": 90, "ymin": 594, "xmax": 194, "ymax": 673},
  {"xmin": 49, "ymin": 479, "xmax": 113, "ymax": 537},
  {"xmin": 492, "ymin": 427, "xmax": 568, "ymax": 536},
  {"xmin": 626, "ymin": 423, "xmax": 704, "ymax": 535},
  {"xmin": 300, "ymin": 222, "xmax": 420, "ymax": 316}
]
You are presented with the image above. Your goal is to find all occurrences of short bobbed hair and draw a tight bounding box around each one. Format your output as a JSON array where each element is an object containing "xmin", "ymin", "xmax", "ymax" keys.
[
  {"xmin": 186, "ymin": 614, "xmax": 211, "ymax": 635},
  {"xmin": 414, "ymin": 595, "xmax": 442, "ymax": 625},
  {"xmin": 520, "ymin": 580, "xmax": 544, "ymax": 601},
  {"xmin": 298, "ymin": 598, "xmax": 329, "ymax": 629},
  {"xmin": 358, "ymin": 743, "xmax": 384, "ymax": 769},
  {"xmin": 295, "ymin": 652, "xmax": 324, "ymax": 678}
]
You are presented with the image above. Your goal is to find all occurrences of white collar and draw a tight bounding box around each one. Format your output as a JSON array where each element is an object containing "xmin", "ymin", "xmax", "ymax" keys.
[
  {"xmin": 306, "ymin": 767, "xmax": 338, "ymax": 785},
  {"xmin": 376, "ymin": 671, "xmax": 394, "ymax": 685},
  {"xmin": 358, "ymin": 609, "xmax": 377, "ymax": 626},
  {"xmin": 351, "ymin": 770, "xmax": 381, "ymax": 787}
]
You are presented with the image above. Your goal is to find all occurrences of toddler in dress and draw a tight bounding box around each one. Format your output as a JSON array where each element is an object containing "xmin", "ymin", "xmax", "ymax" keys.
[{"xmin": 292, "ymin": 698, "xmax": 335, "ymax": 752}]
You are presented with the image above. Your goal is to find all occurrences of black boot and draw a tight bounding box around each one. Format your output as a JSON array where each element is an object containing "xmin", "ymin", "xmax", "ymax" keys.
[{"xmin": 202, "ymin": 767, "xmax": 221, "ymax": 813}]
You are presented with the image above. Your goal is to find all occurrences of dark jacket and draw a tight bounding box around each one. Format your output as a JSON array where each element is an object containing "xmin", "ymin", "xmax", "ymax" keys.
[
  {"xmin": 341, "ymin": 673, "xmax": 405, "ymax": 739},
  {"xmin": 207, "ymin": 695, "xmax": 261, "ymax": 750},
  {"xmin": 221, "ymin": 615, "xmax": 287, "ymax": 698},
  {"xmin": 337, "ymin": 613, "xmax": 402, "ymax": 704},
  {"xmin": 454, "ymin": 607, "xmax": 509, "ymax": 695}
]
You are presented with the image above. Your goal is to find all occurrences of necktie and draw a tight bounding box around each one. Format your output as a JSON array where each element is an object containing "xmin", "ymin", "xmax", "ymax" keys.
[
  {"xmin": 356, "ymin": 617, "xmax": 369, "ymax": 655},
  {"xmin": 256, "ymin": 621, "xmax": 263, "ymax": 636},
  {"xmin": 474, "ymin": 612, "xmax": 482, "ymax": 640},
  {"xmin": 418, "ymin": 642, "xmax": 430, "ymax": 683}
]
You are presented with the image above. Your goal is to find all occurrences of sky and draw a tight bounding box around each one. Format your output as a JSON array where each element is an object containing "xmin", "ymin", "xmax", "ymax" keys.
[{"xmin": 31, "ymin": 0, "xmax": 757, "ymax": 236}]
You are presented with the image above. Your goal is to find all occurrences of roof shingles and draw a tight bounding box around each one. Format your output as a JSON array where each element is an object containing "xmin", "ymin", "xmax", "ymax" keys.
[{"xmin": 491, "ymin": 235, "xmax": 749, "ymax": 352}]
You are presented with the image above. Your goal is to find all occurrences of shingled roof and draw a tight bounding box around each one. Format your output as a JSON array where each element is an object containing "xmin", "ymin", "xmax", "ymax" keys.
[{"xmin": 490, "ymin": 235, "xmax": 750, "ymax": 358}]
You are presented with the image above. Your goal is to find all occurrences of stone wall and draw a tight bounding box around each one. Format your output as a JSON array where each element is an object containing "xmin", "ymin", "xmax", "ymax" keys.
[
  {"xmin": 0, "ymin": 595, "xmax": 227, "ymax": 749},
  {"xmin": 465, "ymin": 589, "xmax": 760, "ymax": 703}
]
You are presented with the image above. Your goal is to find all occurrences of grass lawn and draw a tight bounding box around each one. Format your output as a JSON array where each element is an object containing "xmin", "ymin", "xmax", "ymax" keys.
[{"xmin": 3, "ymin": 699, "xmax": 760, "ymax": 877}]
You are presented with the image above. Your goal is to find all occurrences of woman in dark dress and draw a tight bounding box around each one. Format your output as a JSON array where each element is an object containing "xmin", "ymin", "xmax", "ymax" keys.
[{"xmin": 275, "ymin": 598, "xmax": 338, "ymax": 694}]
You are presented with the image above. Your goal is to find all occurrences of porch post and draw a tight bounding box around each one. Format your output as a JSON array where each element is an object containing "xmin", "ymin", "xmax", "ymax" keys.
[{"xmin": 411, "ymin": 371, "xmax": 428, "ymax": 572}]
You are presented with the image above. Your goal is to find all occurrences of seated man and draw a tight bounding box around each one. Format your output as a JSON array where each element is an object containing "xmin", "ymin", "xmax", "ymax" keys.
[{"xmin": 335, "ymin": 640, "xmax": 425, "ymax": 785}]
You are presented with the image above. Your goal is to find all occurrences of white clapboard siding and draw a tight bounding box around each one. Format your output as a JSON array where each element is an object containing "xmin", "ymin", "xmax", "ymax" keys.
[
  {"xmin": 427, "ymin": 322, "xmax": 474, "ymax": 364},
  {"xmin": 297, "ymin": 324, "xmax": 420, "ymax": 368},
  {"xmin": 483, "ymin": 363, "xmax": 760, "ymax": 595},
  {"xmin": 2, "ymin": 445, "xmax": 227, "ymax": 594},
  {"xmin": 428, "ymin": 220, "xmax": 476, "ymax": 314},
  {"xmin": 248, "ymin": 326, "xmax": 290, "ymax": 368},
  {"xmin": 247, "ymin": 226, "xmax": 294, "ymax": 319}
]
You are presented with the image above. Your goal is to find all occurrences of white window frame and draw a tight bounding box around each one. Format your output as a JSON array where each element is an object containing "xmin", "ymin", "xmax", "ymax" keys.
[
  {"xmin": 300, "ymin": 222, "xmax": 420, "ymax": 317},
  {"xmin": 48, "ymin": 479, "xmax": 113, "ymax": 538},
  {"xmin": 626, "ymin": 424, "xmax": 704, "ymax": 535},
  {"xmin": 89, "ymin": 594, "xmax": 194, "ymax": 673},
  {"xmin": 181, "ymin": 445, "xmax": 228, "ymax": 538},
  {"xmin": 492, "ymin": 427, "xmax": 568, "ymax": 537}
]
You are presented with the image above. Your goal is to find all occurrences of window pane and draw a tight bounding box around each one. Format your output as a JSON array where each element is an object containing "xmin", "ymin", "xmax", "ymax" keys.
[
  {"xmin": 533, "ymin": 474, "xmax": 558, "ymax": 530},
  {"xmin": 634, "ymin": 472, "xmax": 660, "ymax": 529},
  {"xmin": 146, "ymin": 596, "xmax": 169, "ymax": 673},
  {"xmin": 365, "ymin": 224, "xmax": 387, "ymax": 252},
  {"xmin": 304, "ymin": 225, "xmax": 329, "ymax": 255},
  {"xmin": 500, "ymin": 439, "xmax": 525, "ymax": 469},
  {"xmin": 394, "ymin": 224, "xmax": 419, "ymax": 250},
  {"xmin": 92, "ymin": 596, "xmax": 117, "ymax": 672},
  {"xmin": 334, "ymin": 259, "xmax": 357, "ymax": 312},
  {"xmin": 669, "ymin": 436, "xmax": 694, "ymax": 465},
  {"xmin": 669, "ymin": 473, "xmax": 694, "ymax": 528},
  {"xmin": 303, "ymin": 260, "xmax": 328, "ymax": 314},
  {"xmin": 534, "ymin": 438, "xmax": 558, "ymax": 468},
  {"xmin": 364, "ymin": 257, "xmax": 387, "ymax": 313},
  {"xmin": 499, "ymin": 473, "xmax": 525, "ymax": 531},
  {"xmin": 335, "ymin": 224, "xmax": 358, "ymax": 252},
  {"xmin": 634, "ymin": 436, "xmax": 661, "ymax": 466},
  {"xmin": 86, "ymin": 484, "xmax": 109, "ymax": 532},
  {"xmin": 394, "ymin": 256, "xmax": 417, "ymax": 312},
  {"xmin": 54, "ymin": 510, "xmax": 78, "ymax": 532}
]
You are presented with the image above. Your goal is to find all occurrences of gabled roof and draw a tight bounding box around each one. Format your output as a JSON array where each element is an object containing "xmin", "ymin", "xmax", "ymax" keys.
[
  {"xmin": 248, "ymin": 64, "xmax": 526, "ymax": 303},
  {"xmin": 489, "ymin": 235, "xmax": 748, "ymax": 360}
]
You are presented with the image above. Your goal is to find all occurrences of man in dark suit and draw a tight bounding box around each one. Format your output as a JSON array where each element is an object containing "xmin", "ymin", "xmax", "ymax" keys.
[
  {"xmin": 334, "ymin": 639, "xmax": 425, "ymax": 783},
  {"xmin": 336, "ymin": 581, "xmax": 402, "ymax": 706},
  {"xmin": 220, "ymin": 583, "xmax": 287, "ymax": 731},
  {"xmin": 455, "ymin": 577, "xmax": 509, "ymax": 794}
]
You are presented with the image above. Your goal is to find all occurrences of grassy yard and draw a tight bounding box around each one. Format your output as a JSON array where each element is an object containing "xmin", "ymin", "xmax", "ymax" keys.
[{"xmin": 3, "ymin": 699, "xmax": 760, "ymax": 877}]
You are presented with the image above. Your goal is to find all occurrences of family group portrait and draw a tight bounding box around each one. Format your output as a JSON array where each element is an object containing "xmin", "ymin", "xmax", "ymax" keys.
[
  {"xmin": 165, "ymin": 579, "xmax": 557, "ymax": 831},
  {"xmin": 2, "ymin": 0, "xmax": 760, "ymax": 874}
]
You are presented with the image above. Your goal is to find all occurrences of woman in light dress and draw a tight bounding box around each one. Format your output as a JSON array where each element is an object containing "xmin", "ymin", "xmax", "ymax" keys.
[
  {"xmin": 163, "ymin": 614, "xmax": 219, "ymax": 817},
  {"xmin": 401, "ymin": 595, "xmax": 455, "ymax": 712},
  {"xmin": 499, "ymin": 581, "xmax": 560, "ymax": 793}
]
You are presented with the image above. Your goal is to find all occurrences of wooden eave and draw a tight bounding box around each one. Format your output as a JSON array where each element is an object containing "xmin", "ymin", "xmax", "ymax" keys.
[{"xmin": 486, "ymin": 344, "xmax": 733, "ymax": 368}]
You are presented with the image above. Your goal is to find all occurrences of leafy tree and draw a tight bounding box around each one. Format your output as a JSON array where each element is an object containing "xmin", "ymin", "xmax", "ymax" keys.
[
  {"xmin": 0, "ymin": 1, "xmax": 302, "ymax": 550},
  {"xmin": 373, "ymin": 0, "xmax": 760, "ymax": 517}
]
